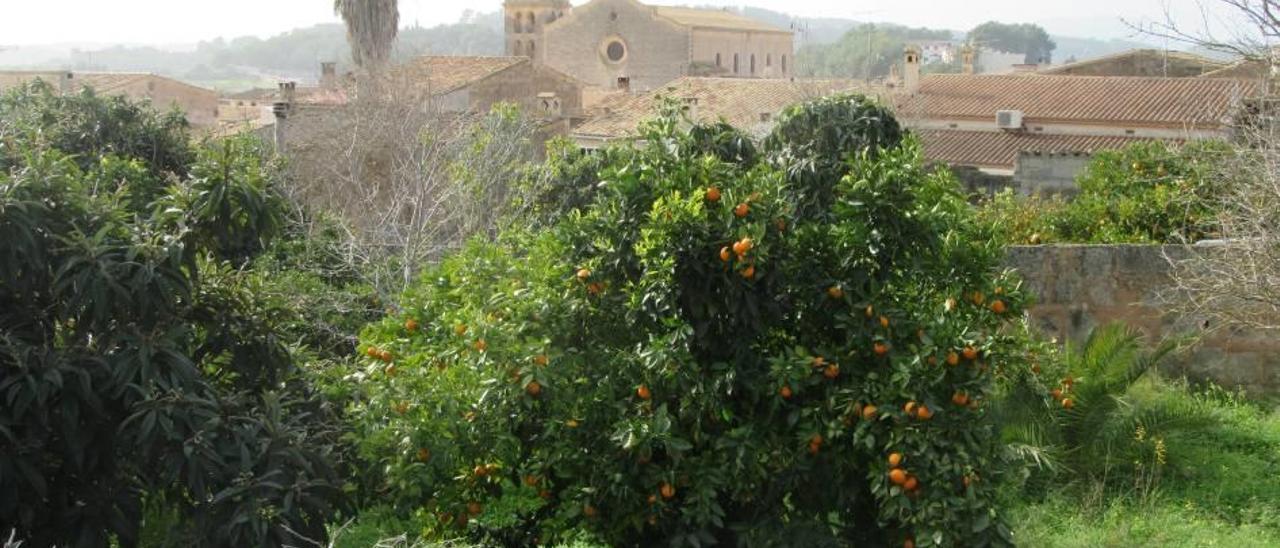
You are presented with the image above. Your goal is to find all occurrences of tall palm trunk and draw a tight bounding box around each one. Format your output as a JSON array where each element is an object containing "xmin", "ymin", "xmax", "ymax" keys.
[{"xmin": 334, "ymin": 0, "xmax": 400, "ymax": 72}]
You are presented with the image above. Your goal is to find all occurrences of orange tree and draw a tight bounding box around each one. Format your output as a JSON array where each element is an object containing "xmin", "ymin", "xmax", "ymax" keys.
[{"xmin": 348, "ymin": 95, "xmax": 1024, "ymax": 546}]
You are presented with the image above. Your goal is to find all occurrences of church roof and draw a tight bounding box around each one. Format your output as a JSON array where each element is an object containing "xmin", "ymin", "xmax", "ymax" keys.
[
  {"xmin": 652, "ymin": 6, "xmax": 791, "ymax": 34},
  {"xmin": 1038, "ymin": 49, "xmax": 1225, "ymax": 77}
]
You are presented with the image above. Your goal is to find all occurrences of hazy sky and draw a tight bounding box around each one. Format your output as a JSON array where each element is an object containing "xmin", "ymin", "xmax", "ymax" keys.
[{"xmin": 0, "ymin": 0, "xmax": 1239, "ymax": 46}]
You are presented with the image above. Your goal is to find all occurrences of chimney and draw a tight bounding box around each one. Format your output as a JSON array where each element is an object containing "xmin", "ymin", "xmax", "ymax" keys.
[
  {"xmin": 60, "ymin": 72, "xmax": 74, "ymax": 94},
  {"xmin": 962, "ymin": 44, "xmax": 976, "ymax": 75},
  {"xmin": 903, "ymin": 45, "xmax": 921, "ymax": 94},
  {"xmin": 320, "ymin": 62, "xmax": 337, "ymax": 89},
  {"xmin": 272, "ymin": 81, "xmax": 297, "ymax": 155}
]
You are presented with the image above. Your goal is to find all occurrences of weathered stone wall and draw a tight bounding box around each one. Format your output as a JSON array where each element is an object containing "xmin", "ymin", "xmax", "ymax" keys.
[
  {"xmin": 689, "ymin": 29, "xmax": 792, "ymax": 79},
  {"xmin": 1014, "ymin": 151, "xmax": 1091, "ymax": 197},
  {"xmin": 1005, "ymin": 245, "xmax": 1280, "ymax": 393}
]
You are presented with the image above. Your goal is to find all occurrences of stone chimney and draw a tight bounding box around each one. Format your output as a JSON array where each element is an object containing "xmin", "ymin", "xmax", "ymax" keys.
[
  {"xmin": 962, "ymin": 44, "xmax": 976, "ymax": 75},
  {"xmin": 320, "ymin": 62, "xmax": 337, "ymax": 89},
  {"xmin": 903, "ymin": 45, "xmax": 921, "ymax": 94},
  {"xmin": 272, "ymin": 81, "xmax": 297, "ymax": 155}
]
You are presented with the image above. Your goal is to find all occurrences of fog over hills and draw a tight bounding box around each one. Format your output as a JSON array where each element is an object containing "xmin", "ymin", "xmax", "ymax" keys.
[{"xmin": 0, "ymin": 7, "xmax": 1160, "ymax": 92}]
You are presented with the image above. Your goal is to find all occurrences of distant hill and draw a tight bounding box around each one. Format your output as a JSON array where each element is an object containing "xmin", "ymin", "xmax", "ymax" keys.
[{"xmin": 0, "ymin": 5, "xmax": 1178, "ymax": 93}]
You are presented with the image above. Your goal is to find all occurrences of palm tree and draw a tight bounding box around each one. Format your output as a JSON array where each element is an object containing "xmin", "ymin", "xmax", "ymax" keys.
[{"xmin": 334, "ymin": 0, "xmax": 400, "ymax": 71}]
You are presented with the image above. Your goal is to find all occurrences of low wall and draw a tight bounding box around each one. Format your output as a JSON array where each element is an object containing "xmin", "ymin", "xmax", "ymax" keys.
[{"xmin": 1004, "ymin": 245, "xmax": 1280, "ymax": 393}]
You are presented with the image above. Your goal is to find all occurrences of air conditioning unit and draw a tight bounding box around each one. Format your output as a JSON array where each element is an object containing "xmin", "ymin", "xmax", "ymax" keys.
[{"xmin": 996, "ymin": 110, "xmax": 1024, "ymax": 129}]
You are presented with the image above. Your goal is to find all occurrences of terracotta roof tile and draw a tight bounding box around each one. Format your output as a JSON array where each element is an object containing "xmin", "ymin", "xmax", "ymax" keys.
[
  {"xmin": 916, "ymin": 129, "xmax": 1166, "ymax": 169},
  {"xmin": 652, "ymin": 6, "xmax": 790, "ymax": 34},
  {"xmin": 574, "ymin": 77, "xmax": 880, "ymax": 139},
  {"xmin": 390, "ymin": 56, "xmax": 528, "ymax": 95},
  {"xmin": 896, "ymin": 74, "xmax": 1257, "ymax": 127}
]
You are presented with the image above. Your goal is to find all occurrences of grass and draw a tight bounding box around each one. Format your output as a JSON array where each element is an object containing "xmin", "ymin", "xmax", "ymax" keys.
[{"xmin": 1007, "ymin": 379, "xmax": 1280, "ymax": 547}]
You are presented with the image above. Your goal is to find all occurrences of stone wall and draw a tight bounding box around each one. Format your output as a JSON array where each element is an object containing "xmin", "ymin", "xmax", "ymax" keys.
[
  {"xmin": 1014, "ymin": 151, "xmax": 1091, "ymax": 197},
  {"xmin": 1005, "ymin": 245, "xmax": 1280, "ymax": 393},
  {"xmin": 689, "ymin": 29, "xmax": 792, "ymax": 79}
]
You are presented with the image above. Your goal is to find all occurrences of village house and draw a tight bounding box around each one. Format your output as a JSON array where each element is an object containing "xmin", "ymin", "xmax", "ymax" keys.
[
  {"xmin": 505, "ymin": 0, "xmax": 794, "ymax": 94},
  {"xmin": 0, "ymin": 70, "xmax": 220, "ymax": 127},
  {"xmin": 1039, "ymin": 49, "xmax": 1227, "ymax": 78}
]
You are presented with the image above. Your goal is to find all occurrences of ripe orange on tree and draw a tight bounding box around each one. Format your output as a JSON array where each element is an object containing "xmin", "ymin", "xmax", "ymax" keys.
[
  {"xmin": 533, "ymin": 354, "xmax": 549, "ymax": 366},
  {"xmin": 962, "ymin": 346, "xmax": 979, "ymax": 360},
  {"xmin": 946, "ymin": 351, "xmax": 960, "ymax": 366},
  {"xmin": 660, "ymin": 482, "xmax": 676, "ymax": 500},
  {"xmin": 879, "ymin": 315, "xmax": 890, "ymax": 328},
  {"xmin": 583, "ymin": 504, "xmax": 598, "ymax": 518},
  {"xmin": 823, "ymin": 364, "xmax": 840, "ymax": 379},
  {"xmin": 862, "ymin": 404, "xmax": 878, "ymax": 420},
  {"xmin": 734, "ymin": 203, "xmax": 750, "ymax": 217},
  {"xmin": 779, "ymin": 385, "xmax": 793, "ymax": 399},
  {"xmin": 473, "ymin": 339, "xmax": 488, "ymax": 352},
  {"xmin": 741, "ymin": 265, "xmax": 756, "ymax": 279},
  {"xmin": 379, "ymin": 349, "xmax": 393, "ymax": 363},
  {"xmin": 1050, "ymin": 388, "xmax": 1062, "ymax": 400},
  {"xmin": 525, "ymin": 380, "xmax": 543, "ymax": 397},
  {"xmin": 888, "ymin": 452, "xmax": 903, "ymax": 467},
  {"xmin": 732, "ymin": 237, "xmax": 753, "ymax": 256},
  {"xmin": 990, "ymin": 300, "xmax": 1007, "ymax": 314},
  {"xmin": 405, "ymin": 318, "xmax": 419, "ymax": 332},
  {"xmin": 416, "ymin": 447, "xmax": 431, "ymax": 462},
  {"xmin": 365, "ymin": 346, "xmax": 379, "ymax": 358},
  {"xmin": 952, "ymin": 392, "xmax": 969, "ymax": 406},
  {"xmin": 636, "ymin": 385, "xmax": 652, "ymax": 400},
  {"xmin": 1062, "ymin": 398, "xmax": 1074, "ymax": 409},
  {"xmin": 525, "ymin": 474, "xmax": 540, "ymax": 487},
  {"xmin": 828, "ymin": 285, "xmax": 844, "ymax": 299},
  {"xmin": 719, "ymin": 246, "xmax": 732, "ymax": 262},
  {"xmin": 705, "ymin": 186, "xmax": 721, "ymax": 202},
  {"xmin": 576, "ymin": 268, "xmax": 591, "ymax": 281},
  {"xmin": 889, "ymin": 468, "xmax": 907, "ymax": 485},
  {"xmin": 903, "ymin": 401, "xmax": 918, "ymax": 416},
  {"xmin": 873, "ymin": 341, "xmax": 889, "ymax": 356},
  {"xmin": 454, "ymin": 323, "xmax": 468, "ymax": 336},
  {"xmin": 915, "ymin": 405, "xmax": 933, "ymax": 421},
  {"xmin": 904, "ymin": 475, "xmax": 919, "ymax": 491},
  {"xmin": 468, "ymin": 502, "xmax": 482, "ymax": 516}
]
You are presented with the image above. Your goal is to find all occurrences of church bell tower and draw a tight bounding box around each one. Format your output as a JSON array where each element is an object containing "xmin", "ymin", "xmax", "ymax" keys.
[{"xmin": 504, "ymin": 0, "xmax": 571, "ymax": 65}]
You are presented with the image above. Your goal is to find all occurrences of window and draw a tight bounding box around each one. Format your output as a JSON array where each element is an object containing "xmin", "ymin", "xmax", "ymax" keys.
[
  {"xmin": 733, "ymin": 53, "xmax": 739, "ymax": 74},
  {"xmin": 513, "ymin": 15, "xmax": 523, "ymax": 33},
  {"xmin": 767, "ymin": 54, "xmax": 772, "ymax": 67},
  {"xmin": 781, "ymin": 55, "xmax": 787, "ymax": 74},
  {"xmin": 514, "ymin": 40, "xmax": 524, "ymax": 56},
  {"xmin": 610, "ymin": 10, "xmax": 618, "ymax": 21},
  {"xmin": 605, "ymin": 39, "xmax": 626, "ymax": 63},
  {"xmin": 715, "ymin": 53, "xmax": 721, "ymax": 67},
  {"xmin": 750, "ymin": 54, "xmax": 756, "ymax": 74},
  {"xmin": 528, "ymin": 40, "xmax": 535, "ymax": 58},
  {"xmin": 526, "ymin": 12, "xmax": 535, "ymax": 31}
]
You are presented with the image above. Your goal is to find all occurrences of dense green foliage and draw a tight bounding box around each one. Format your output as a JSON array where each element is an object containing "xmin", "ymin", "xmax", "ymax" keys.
[
  {"xmin": 0, "ymin": 83, "xmax": 351, "ymax": 547},
  {"xmin": 340, "ymin": 95, "xmax": 1028, "ymax": 547},
  {"xmin": 977, "ymin": 140, "xmax": 1230, "ymax": 244},
  {"xmin": 968, "ymin": 22, "xmax": 1056, "ymax": 64},
  {"xmin": 796, "ymin": 23, "xmax": 955, "ymax": 79}
]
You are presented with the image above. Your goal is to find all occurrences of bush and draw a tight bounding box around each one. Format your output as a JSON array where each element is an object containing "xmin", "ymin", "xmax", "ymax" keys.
[
  {"xmin": 977, "ymin": 140, "xmax": 1231, "ymax": 244},
  {"xmin": 346, "ymin": 96, "xmax": 1026, "ymax": 546},
  {"xmin": 0, "ymin": 90, "xmax": 348, "ymax": 546}
]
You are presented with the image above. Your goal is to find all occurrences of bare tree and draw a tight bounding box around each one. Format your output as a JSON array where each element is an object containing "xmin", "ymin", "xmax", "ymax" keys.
[
  {"xmin": 280, "ymin": 82, "xmax": 541, "ymax": 298},
  {"xmin": 1142, "ymin": 1, "xmax": 1280, "ymax": 330}
]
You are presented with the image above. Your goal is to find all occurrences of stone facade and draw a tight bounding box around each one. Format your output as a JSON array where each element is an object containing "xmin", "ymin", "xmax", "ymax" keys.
[
  {"xmin": 505, "ymin": 0, "xmax": 793, "ymax": 92},
  {"xmin": 1005, "ymin": 245, "xmax": 1280, "ymax": 394}
]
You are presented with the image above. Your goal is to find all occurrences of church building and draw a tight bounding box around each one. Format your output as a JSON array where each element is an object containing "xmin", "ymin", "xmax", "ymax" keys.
[{"xmin": 504, "ymin": 0, "xmax": 794, "ymax": 92}]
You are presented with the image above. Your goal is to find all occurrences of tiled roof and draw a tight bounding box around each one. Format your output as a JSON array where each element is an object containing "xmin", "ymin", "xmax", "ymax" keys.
[
  {"xmin": 652, "ymin": 6, "xmax": 790, "ymax": 34},
  {"xmin": 574, "ymin": 77, "xmax": 879, "ymax": 139},
  {"xmin": 0, "ymin": 71, "xmax": 68, "ymax": 91},
  {"xmin": 896, "ymin": 74, "xmax": 1257, "ymax": 127},
  {"xmin": 916, "ymin": 129, "xmax": 1165, "ymax": 169},
  {"xmin": 390, "ymin": 56, "xmax": 527, "ymax": 95},
  {"xmin": 1039, "ymin": 49, "xmax": 1224, "ymax": 77},
  {"xmin": 1199, "ymin": 59, "xmax": 1267, "ymax": 80},
  {"xmin": 76, "ymin": 73, "xmax": 152, "ymax": 94}
]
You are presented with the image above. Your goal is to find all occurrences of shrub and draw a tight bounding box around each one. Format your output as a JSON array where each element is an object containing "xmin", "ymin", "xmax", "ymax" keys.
[
  {"xmin": 347, "ymin": 97, "xmax": 1025, "ymax": 546},
  {"xmin": 977, "ymin": 140, "xmax": 1231, "ymax": 244},
  {"xmin": 0, "ymin": 98, "xmax": 348, "ymax": 545}
]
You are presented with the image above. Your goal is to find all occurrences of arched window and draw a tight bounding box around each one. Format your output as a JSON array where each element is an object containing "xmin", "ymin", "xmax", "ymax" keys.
[
  {"xmin": 715, "ymin": 53, "xmax": 721, "ymax": 67},
  {"xmin": 513, "ymin": 14, "xmax": 523, "ymax": 33},
  {"xmin": 781, "ymin": 55, "xmax": 788, "ymax": 74},
  {"xmin": 528, "ymin": 40, "xmax": 536, "ymax": 58},
  {"xmin": 733, "ymin": 53, "xmax": 739, "ymax": 74},
  {"xmin": 526, "ymin": 12, "xmax": 535, "ymax": 31},
  {"xmin": 750, "ymin": 54, "xmax": 756, "ymax": 74},
  {"xmin": 767, "ymin": 53, "xmax": 772, "ymax": 67},
  {"xmin": 514, "ymin": 40, "xmax": 524, "ymax": 56}
]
